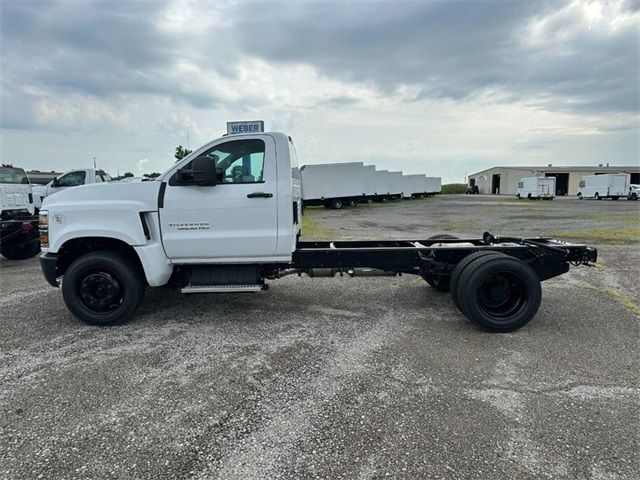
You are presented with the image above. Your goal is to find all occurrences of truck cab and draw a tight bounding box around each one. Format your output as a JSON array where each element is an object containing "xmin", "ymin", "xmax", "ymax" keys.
[{"xmin": 45, "ymin": 168, "xmax": 111, "ymax": 196}]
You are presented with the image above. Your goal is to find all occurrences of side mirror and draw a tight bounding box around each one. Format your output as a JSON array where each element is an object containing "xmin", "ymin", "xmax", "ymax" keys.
[
  {"xmin": 51, "ymin": 177, "xmax": 59, "ymax": 188},
  {"xmin": 175, "ymin": 156, "xmax": 217, "ymax": 186}
]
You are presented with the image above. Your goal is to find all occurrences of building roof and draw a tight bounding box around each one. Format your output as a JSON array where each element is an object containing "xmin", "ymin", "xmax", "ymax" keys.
[{"xmin": 470, "ymin": 165, "xmax": 640, "ymax": 177}]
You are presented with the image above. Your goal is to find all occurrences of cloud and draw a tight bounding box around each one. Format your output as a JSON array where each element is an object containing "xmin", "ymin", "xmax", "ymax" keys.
[{"xmin": 0, "ymin": 0, "xmax": 637, "ymax": 183}]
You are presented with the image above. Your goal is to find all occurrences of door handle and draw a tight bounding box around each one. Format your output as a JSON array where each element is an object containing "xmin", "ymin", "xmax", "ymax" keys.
[{"xmin": 247, "ymin": 192, "xmax": 273, "ymax": 198}]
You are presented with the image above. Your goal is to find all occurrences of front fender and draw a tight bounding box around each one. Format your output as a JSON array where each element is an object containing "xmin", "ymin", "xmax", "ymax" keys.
[{"xmin": 47, "ymin": 202, "xmax": 148, "ymax": 253}]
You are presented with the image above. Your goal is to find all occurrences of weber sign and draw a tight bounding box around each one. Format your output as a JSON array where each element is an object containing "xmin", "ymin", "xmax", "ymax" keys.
[{"xmin": 227, "ymin": 121, "xmax": 265, "ymax": 135}]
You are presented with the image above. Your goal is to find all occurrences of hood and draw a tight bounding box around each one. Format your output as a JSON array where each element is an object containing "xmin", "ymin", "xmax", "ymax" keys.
[{"xmin": 43, "ymin": 180, "xmax": 161, "ymax": 211}]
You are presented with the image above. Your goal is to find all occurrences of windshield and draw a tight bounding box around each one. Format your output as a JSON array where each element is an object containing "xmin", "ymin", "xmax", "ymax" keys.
[{"xmin": 0, "ymin": 167, "xmax": 29, "ymax": 184}]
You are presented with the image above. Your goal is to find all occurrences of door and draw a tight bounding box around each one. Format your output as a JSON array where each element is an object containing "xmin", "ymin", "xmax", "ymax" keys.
[
  {"xmin": 159, "ymin": 136, "xmax": 279, "ymax": 261},
  {"xmin": 611, "ymin": 175, "xmax": 627, "ymax": 196}
]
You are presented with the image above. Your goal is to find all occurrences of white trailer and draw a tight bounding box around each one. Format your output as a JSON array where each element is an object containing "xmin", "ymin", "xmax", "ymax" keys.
[
  {"xmin": 301, "ymin": 162, "xmax": 367, "ymax": 209},
  {"xmin": 404, "ymin": 174, "xmax": 427, "ymax": 198},
  {"xmin": 362, "ymin": 165, "xmax": 376, "ymax": 200},
  {"xmin": 577, "ymin": 173, "xmax": 630, "ymax": 200},
  {"xmin": 425, "ymin": 177, "xmax": 442, "ymax": 195},
  {"xmin": 516, "ymin": 177, "xmax": 556, "ymax": 200},
  {"xmin": 401, "ymin": 175, "xmax": 415, "ymax": 199},
  {"xmin": 373, "ymin": 169, "xmax": 391, "ymax": 201},
  {"xmin": 387, "ymin": 171, "xmax": 404, "ymax": 198}
]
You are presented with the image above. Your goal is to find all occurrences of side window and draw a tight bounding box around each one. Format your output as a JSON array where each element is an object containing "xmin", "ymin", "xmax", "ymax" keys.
[
  {"xmin": 579, "ymin": 180, "xmax": 585, "ymax": 187},
  {"xmin": 199, "ymin": 139, "xmax": 265, "ymax": 184},
  {"xmin": 58, "ymin": 171, "xmax": 86, "ymax": 187}
]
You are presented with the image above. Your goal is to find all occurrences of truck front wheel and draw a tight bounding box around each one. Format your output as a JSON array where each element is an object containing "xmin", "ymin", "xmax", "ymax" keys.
[
  {"xmin": 456, "ymin": 255, "xmax": 541, "ymax": 332},
  {"xmin": 62, "ymin": 251, "xmax": 144, "ymax": 326}
]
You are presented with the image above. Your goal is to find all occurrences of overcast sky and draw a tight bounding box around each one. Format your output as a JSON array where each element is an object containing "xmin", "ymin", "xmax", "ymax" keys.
[{"xmin": 1, "ymin": 0, "xmax": 638, "ymax": 182}]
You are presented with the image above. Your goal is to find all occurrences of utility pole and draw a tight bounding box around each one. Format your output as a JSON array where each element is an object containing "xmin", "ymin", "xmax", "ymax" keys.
[{"xmin": 93, "ymin": 156, "xmax": 96, "ymax": 169}]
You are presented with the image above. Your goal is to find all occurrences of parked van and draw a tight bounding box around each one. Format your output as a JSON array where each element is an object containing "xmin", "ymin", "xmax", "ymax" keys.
[
  {"xmin": 516, "ymin": 177, "xmax": 556, "ymax": 200},
  {"xmin": 577, "ymin": 174, "xmax": 630, "ymax": 200}
]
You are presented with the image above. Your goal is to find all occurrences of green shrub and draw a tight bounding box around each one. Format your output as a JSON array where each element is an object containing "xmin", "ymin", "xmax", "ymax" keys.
[{"xmin": 441, "ymin": 183, "xmax": 468, "ymax": 194}]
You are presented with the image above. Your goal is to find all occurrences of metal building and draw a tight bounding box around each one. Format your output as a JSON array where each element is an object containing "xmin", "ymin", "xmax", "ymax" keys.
[{"xmin": 468, "ymin": 165, "xmax": 640, "ymax": 196}]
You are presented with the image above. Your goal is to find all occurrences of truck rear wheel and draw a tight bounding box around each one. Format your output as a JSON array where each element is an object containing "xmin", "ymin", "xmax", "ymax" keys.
[
  {"xmin": 0, "ymin": 231, "xmax": 40, "ymax": 260},
  {"xmin": 449, "ymin": 251, "xmax": 505, "ymax": 310},
  {"xmin": 594, "ymin": 193, "xmax": 600, "ymax": 200},
  {"xmin": 347, "ymin": 199, "xmax": 358, "ymax": 207},
  {"xmin": 421, "ymin": 234, "xmax": 459, "ymax": 292},
  {"xmin": 62, "ymin": 251, "xmax": 144, "ymax": 326},
  {"xmin": 456, "ymin": 255, "xmax": 541, "ymax": 332},
  {"xmin": 577, "ymin": 193, "xmax": 582, "ymax": 200}
]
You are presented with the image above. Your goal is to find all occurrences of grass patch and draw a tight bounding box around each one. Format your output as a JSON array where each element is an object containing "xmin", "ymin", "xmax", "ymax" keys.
[
  {"xmin": 300, "ymin": 211, "xmax": 335, "ymax": 238},
  {"xmin": 441, "ymin": 183, "xmax": 467, "ymax": 194},
  {"xmin": 550, "ymin": 227, "xmax": 640, "ymax": 245},
  {"xmin": 606, "ymin": 289, "xmax": 640, "ymax": 315},
  {"xmin": 442, "ymin": 220, "xmax": 475, "ymax": 231},
  {"xmin": 585, "ymin": 214, "xmax": 640, "ymax": 224}
]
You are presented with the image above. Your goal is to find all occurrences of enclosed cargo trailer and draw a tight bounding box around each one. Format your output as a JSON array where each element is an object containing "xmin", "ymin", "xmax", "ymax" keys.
[
  {"xmin": 301, "ymin": 162, "xmax": 367, "ymax": 209},
  {"xmin": 426, "ymin": 177, "xmax": 442, "ymax": 195},
  {"xmin": 373, "ymin": 169, "xmax": 391, "ymax": 202},
  {"xmin": 387, "ymin": 171, "xmax": 404, "ymax": 199}
]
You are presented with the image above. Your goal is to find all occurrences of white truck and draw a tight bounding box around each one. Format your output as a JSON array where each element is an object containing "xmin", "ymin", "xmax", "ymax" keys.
[
  {"xmin": 32, "ymin": 168, "xmax": 112, "ymax": 209},
  {"xmin": 39, "ymin": 131, "xmax": 597, "ymax": 332},
  {"xmin": 627, "ymin": 184, "xmax": 639, "ymax": 201},
  {"xmin": 0, "ymin": 165, "xmax": 40, "ymax": 259},
  {"xmin": 516, "ymin": 177, "xmax": 556, "ymax": 200},
  {"xmin": 577, "ymin": 173, "xmax": 630, "ymax": 200},
  {"xmin": 301, "ymin": 162, "xmax": 367, "ymax": 209}
]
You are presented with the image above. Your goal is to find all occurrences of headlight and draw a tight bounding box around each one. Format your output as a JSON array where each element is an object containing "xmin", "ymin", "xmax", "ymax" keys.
[{"xmin": 39, "ymin": 210, "xmax": 49, "ymax": 247}]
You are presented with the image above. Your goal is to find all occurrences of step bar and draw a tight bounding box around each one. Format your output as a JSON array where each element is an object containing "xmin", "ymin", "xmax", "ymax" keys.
[{"xmin": 181, "ymin": 284, "xmax": 264, "ymax": 294}]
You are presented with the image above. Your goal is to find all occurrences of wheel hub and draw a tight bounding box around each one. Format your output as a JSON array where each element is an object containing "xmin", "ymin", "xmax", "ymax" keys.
[
  {"xmin": 79, "ymin": 271, "xmax": 123, "ymax": 313},
  {"xmin": 477, "ymin": 272, "xmax": 525, "ymax": 319}
]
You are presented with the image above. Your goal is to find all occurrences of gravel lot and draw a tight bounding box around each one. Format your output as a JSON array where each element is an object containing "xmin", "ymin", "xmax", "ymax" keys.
[{"xmin": 1, "ymin": 194, "xmax": 638, "ymax": 479}]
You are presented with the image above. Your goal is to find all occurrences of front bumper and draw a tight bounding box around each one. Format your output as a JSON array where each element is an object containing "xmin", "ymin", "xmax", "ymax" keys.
[{"xmin": 40, "ymin": 253, "xmax": 59, "ymax": 287}]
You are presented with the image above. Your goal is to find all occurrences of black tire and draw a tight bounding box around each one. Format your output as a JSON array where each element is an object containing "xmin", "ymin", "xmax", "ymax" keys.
[
  {"xmin": 62, "ymin": 251, "xmax": 144, "ymax": 326},
  {"xmin": 594, "ymin": 193, "xmax": 600, "ymax": 200},
  {"xmin": 421, "ymin": 234, "xmax": 459, "ymax": 292},
  {"xmin": 631, "ymin": 193, "xmax": 638, "ymax": 201},
  {"xmin": 456, "ymin": 255, "xmax": 541, "ymax": 332},
  {"xmin": 0, "ymin": 232, "xmax": 40, "ymax": 260},
  {"xmin": 347, "ymin": 199, "xmax": 359, "ymax": 207},
  {"xmin": 449, "ymin": 251, "xmax": 505, "ymax": 311},
  {"xmin": 330, "ymin": 199, "xmax": 343, "ymax": 209},
  {"xmin": 516, "ymin": 193, "xmax": 520, "ymax": 199},
  {"xmin": 577, "ymin": 193, "xmax": 582, "ymax": 200},
  {"xmin": 527, "ymin": 193, "xmax": 532, "ymax": 200}
]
